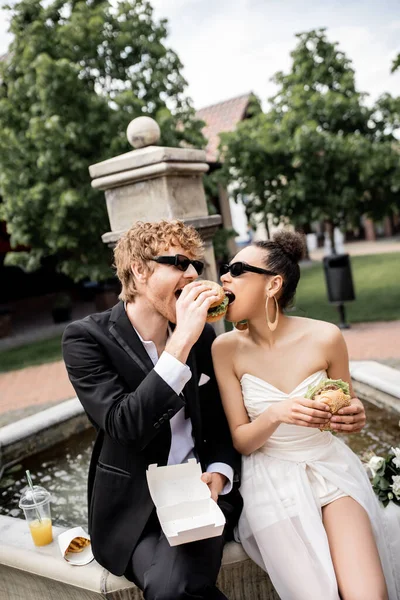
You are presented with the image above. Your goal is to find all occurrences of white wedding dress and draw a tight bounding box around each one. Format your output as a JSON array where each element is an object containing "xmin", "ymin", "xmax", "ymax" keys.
[{"xmin": 238, "ymin": 369, "xmax": 399, "ymax": 600}]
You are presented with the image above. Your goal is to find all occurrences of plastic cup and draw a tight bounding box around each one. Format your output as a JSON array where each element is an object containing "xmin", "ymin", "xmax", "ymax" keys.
[{"xmin": 19, "ymin": 485, "xmax": 53, "ymax": 546}]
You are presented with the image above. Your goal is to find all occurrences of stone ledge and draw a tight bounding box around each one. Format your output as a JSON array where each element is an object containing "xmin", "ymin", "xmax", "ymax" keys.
[
  {"xmin": 0, "ymin": 398, "xmax": 90, "ymax": 465},
  {"xmin": 0, "ymin": 516, "xmax": 279, "ymax": 600},
  {"xmin": 350, "ymin": 361, "xmax": 400, "ymax": 415},
  {"xmin": 89, "ymin": 146, "xmax": 208, "ymax": 179},
  {"xmin": 350, "ymin": 360, "xmax": 400, "ymax": 400},
  {"xmin": 102, "ymin": 215, "xmax": 222, "ymax": 246},
  {"xmin": 352, "ymin": 380, "xmax": 400, "ymax": 416},
  {"xmin": 92, "ymin": 161, "xmax": 209, "ymax": 191}
]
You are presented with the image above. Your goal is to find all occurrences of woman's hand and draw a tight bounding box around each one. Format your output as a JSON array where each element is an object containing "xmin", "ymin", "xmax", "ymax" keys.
[
  {"xmin": 270, "ymin": 397, "xmax": 332, "ymax": 428},
  {"xmin": 329, "ymin": 397, "xmax": 366, "ymax": 433}
]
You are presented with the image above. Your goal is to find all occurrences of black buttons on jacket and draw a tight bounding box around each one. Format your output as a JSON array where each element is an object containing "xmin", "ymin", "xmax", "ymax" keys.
[{"xmin": 154, "ymin": 410, "xmax": 175, "ymax": 429}]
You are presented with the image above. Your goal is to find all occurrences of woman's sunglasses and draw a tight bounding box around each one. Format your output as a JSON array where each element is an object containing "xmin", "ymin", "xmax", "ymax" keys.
[
  {"xmin": 151, "ymin": 254, "xmax": 204, "ymax": 276},
  {"xmin": 219, "ymin": 261, "xmax": 277, "ymax": 278}
]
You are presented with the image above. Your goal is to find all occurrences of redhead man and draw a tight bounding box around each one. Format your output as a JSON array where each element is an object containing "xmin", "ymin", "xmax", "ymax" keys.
[{"xmin": 62, "ymin": 220, "xmax": 241, "ymax": 600}]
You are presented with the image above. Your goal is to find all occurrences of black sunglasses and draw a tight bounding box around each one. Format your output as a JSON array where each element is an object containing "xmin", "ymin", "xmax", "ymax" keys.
[
  {"xmin": 219, "ymin": 261, "xmax": 277, "ymax": 278},
  {"xmin": 151, "ymin": 254, "xmax": 204, "ymax": 276}
]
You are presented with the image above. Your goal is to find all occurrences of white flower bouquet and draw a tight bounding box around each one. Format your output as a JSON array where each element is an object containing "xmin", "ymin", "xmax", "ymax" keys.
[{"xmin": 363, "ymin": 447, "xmax": 400, "ymax": 507}]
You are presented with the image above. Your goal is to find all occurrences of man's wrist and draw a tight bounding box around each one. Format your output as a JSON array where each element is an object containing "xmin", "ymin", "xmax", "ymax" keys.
[
  {"xmin": 154, "ymin": 352, "xmax": 192, "ymax": 396},
  {"xmin": 207, "ymin": 463, "xmax": 233, "ymax": 495},
  {"xmin": 213, "ymin": 472, "xmax": 228, "ymax": 487},
  {"xmin": 165, "ymin": 332, "xmax": 193, "ymax": 364}
]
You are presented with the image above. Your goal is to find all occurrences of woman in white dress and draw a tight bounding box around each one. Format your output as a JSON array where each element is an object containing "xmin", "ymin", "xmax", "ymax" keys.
[{"xmin": 212, "ymin": 231, "xmax": 398, "ymax": 600}]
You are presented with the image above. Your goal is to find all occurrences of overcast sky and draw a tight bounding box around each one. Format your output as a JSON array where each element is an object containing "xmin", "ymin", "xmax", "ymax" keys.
[{"xmin": 1, "ymin": 0, "xmax": 399, "ymax": 109}]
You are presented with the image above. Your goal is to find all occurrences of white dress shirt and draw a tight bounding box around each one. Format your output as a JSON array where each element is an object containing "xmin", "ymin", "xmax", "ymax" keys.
[{"xmin": 131, "ymin": 325, "xmax": 233, "ymax": 495}]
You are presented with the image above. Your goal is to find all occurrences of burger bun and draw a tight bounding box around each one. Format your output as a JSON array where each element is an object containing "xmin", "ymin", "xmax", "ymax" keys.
[
  {"xmin": 314, "ymin": 389, "xmax": 351, "ymax": 431},
  {"xmin": 200, "ymin": 280, "xmax": 225, "ymax": 308},
  {"xmin": 199, "ymin": 280, "xmax": 228, "ymax": 323}
]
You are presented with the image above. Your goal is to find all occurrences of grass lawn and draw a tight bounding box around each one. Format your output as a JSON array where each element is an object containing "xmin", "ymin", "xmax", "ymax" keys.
[
  {"xmin": 292, "ymin": 252, "xmax": 400, "ymax": 324},
  {"xmin": 0, "ymin": 334, "xmax": 63, "ymax": 374}
]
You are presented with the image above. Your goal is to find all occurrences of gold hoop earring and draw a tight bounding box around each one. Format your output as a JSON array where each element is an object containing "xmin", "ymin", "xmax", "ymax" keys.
[
  {"xmin": 233, "ymin": 320, "xmax": 248, "ymax": 331},
  {"xmin": 266, "ymin": 296, "xmax": 279, "ymax": 331}
]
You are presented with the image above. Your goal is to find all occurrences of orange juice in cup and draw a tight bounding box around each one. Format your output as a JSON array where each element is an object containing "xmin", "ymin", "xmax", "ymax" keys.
[
  {"xmin": 19, "ymin": 484, "xmax": 53, "ymax": 547},
  {"xmin": 29, "ymin": 517, "xmax": 53, "ymax": 546}
]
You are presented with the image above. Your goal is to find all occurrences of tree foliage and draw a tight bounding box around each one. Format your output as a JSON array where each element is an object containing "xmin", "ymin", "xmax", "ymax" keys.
[
  {"xmin": 392, "ymin": 53, "xmax": 400, "ymax": 73},
  {"xmin": 220, "ymin": 29, "xmax": 400, "ymax": 244},
  {"xmin": 0, "ymin": 0, "xmax": 205, "ymax": 280}
]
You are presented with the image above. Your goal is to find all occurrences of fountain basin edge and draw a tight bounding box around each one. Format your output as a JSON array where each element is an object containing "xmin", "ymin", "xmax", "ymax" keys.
[{"xmin": 0, "ymin": 398, "xmax": 92, "ymax": 469}]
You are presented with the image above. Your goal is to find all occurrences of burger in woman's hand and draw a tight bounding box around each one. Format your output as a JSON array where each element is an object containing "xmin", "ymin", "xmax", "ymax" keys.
[
  {"xmin": 201, "ymin": 280, "xmax": 229, "ymax": 323},
  {"xmin": 305, "ymin": 378, "xmax": 351, "ymax": 431}
]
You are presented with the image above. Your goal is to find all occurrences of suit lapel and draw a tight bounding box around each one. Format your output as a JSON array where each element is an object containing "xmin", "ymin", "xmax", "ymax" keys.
[{"xmin": 109, "ymin": 301, "xmax": 154, "ymax": 375}]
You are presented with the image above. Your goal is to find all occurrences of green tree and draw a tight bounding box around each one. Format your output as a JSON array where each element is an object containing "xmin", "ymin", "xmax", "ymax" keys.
[
  {"xmin": 0, "ymin": 0, "xmax": 205, "ymax": 280},
  {"xmin": 392, "ymin": 53, "xmax": 400, "ymax": 73},
  {"xmin": 220, "ymin": 29, "xmax": 400, "ymax": 251}
]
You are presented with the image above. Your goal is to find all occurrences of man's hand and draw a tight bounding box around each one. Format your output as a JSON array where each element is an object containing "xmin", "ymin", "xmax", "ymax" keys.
[
  {"xmin": 201, "ymin": 472, "xmax": 227, "ymax": 502},
  {"xmin": 329, "ymin": 397, "xmax": 366, "ymax": 433},
  {"xmin": 166, "ymin": 282, "xmax": 219, "ymax": 364}
]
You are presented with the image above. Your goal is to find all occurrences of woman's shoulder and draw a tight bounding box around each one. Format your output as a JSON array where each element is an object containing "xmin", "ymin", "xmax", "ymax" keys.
[
  {"xmin": 212, "ymin": 329, "xmax": 242, "ymax": 354},
  {"xmin": 292, "ymin": 316, "xmax": 342, "ymax": 343}
]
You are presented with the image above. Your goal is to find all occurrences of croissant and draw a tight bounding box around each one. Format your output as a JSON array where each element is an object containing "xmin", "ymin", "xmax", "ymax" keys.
[{"xmin": 66, "ymin": 536, "xmax": 91, "ymax": 554}]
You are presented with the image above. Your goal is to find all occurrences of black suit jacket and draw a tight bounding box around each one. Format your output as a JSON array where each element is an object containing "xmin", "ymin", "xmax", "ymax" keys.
[{"xmin": 62, "ymin": 301, "xmax": 241, "ymax": 575}]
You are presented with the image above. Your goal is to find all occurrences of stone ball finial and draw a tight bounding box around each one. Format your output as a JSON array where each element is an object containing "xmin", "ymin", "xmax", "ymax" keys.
[{"xmin": 126, "ymin": 116, "xmax": 161, "ymax": 149}]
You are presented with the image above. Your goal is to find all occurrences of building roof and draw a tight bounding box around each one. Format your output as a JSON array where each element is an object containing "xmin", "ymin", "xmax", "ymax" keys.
[{"xmin": 196, "ymin": 93, "xmax": 252, "ymax": 163}]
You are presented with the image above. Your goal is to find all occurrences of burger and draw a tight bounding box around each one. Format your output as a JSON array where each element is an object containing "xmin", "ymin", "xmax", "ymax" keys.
[
  {"xmin": 305, "ymin": 378, "xmax": 351, "ymax": 431},
  {"xmin": 202, "ymin": 280, "xmax": 230, "ymax": 323}
]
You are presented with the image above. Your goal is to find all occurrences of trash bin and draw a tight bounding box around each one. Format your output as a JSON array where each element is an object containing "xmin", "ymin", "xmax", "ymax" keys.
[{"xmin": 323, "ymin": 254, "xmax": 355, "ymax": 304}]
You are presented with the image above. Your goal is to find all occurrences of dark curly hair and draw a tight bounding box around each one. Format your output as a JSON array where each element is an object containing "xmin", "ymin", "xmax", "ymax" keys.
[{"xmin": 254, "ymin": 230, "xmax": 306, "ymax": 309}]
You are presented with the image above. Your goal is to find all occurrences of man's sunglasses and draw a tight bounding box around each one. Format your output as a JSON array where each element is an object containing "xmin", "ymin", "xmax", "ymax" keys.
[
  {"xmin": 151, "ymin": 254, "xmax": 204, "ymax": 276},
  {"xmin": 219, "ymin": 261, "xmax": 277, "ymax": 278}
]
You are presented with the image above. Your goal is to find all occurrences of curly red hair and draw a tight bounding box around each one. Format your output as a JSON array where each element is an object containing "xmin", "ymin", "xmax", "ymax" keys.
[{"xmin": 114, "ymin": 220, "xmax": 204, "ymax": 302}]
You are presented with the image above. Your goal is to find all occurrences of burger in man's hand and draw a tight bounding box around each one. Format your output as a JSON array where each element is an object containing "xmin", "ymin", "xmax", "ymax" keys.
[
  {"xmin": 201, "ymin": 280, "xmax": 229, "ymax": 323},
  {"xmin": 305, "ymin": 378, "xmax": 351, "ymax": 431}
]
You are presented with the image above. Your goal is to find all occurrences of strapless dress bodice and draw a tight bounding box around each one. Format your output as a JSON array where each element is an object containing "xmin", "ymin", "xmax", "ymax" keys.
[{"xmin": 240, "ymin": 369, "xmax": 332, "ymax": 455}]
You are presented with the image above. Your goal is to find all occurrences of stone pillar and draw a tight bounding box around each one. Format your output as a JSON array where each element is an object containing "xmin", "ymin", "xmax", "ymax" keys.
[{"xmin": 89, "ymin": 116, "xmax": 224, "ymax": 334}]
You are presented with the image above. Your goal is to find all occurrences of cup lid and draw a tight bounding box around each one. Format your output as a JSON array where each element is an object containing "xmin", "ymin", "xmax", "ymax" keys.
[{"xmin": 19, "ymin": 485, "xmax": 51, "ymax": 509}]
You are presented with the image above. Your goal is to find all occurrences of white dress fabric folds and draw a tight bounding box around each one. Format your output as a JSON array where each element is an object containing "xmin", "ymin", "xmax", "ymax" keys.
[{"xmin": 238, "ymin": 370, "xmax": 399, "ymax": 600}]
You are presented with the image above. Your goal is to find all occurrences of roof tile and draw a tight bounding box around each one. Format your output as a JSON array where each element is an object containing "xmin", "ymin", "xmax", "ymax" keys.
[{"xmin": 196, "ymin": 93, "xmax": 251, "ymax": 162}]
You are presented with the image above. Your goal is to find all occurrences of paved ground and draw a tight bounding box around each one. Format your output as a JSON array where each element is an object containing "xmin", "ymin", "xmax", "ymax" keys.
[
  {"xmin": 342, "ymin": 321, "xmax": 400, "ymax": 361},
  {"xmin": 0, "ymin": 361, "xmax": 75, "ymax": 427},
  {"xmin": 0, "ymin": 319, "xmax": 399, "ymax": 428},
  {"xmin": 309, "ymin": 236, "xmax": 400, "ymax": 261}
]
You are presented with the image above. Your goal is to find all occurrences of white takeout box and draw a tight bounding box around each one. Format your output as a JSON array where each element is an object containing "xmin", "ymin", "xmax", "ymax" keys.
[
  {"xmin": 57, "ymin": 526, "xmax": 94, "ymax": 566},
  {"xmin": 146, "ymin": 459, "xmax": 226, "ymax": 546}
]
